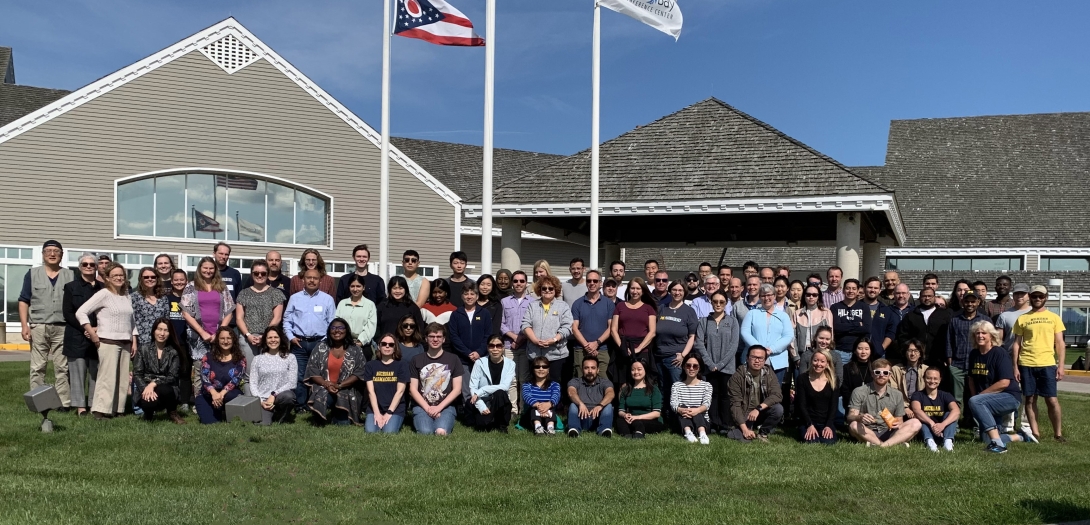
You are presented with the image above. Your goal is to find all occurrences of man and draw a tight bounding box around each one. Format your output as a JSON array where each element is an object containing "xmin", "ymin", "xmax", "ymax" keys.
[
  {"xmin": 561, "ymin": 257, "xmax": 587, "ymax": 307},
  {"xmin": 947, "ymin": 290, "xmax": 991, "ymax": 411},
  {"xmin": 895, "ymin": 287, "xmax": 951, "ymax": 369},
  {"xmin": 245, "ymin": 250, "xmax": 291, "ymax": 296},
  {"xmin": 683, "ymin": 272, "xmax": 703, "ymax": 303},
  {"xmin": 447, "ymin": 251, "xmax": 470, "ymax": 308},
  {"xmin": 775, "ymin": 266, "xmax": 790, "ymax": 279},
  {"xmin": 401, "ymin": 250, "xmax": 430, "ymax": 307},
  {"xmin": 728, "ymin": 277, "xmax": 747, "ymax": 326},
  {"xmin": 643, "ymin": 259, "xmax": 660, "ymax": 285},
  {"xmin": 651, "ymin": 270, "xmax": 671, "ymax": 305},
  {"xmin": 922, "ymin": 273, "xmax": 940, "ymax": 294},
  {"xmin": 609, "ymin": 260, "xmax": 627, "ymax": 285},
  {"xmin": 822, "ymin": 266, "xmax": 844, "ymax": 307},
  {"xmin": 448, "ymin": 283, "xmax": 490, "ymax": 401},
  {"xmin": 717, "ymin": 265, "xmax": 732, "ymax": 284},
  {"xmin": 878, "ymin": 271, "xmax": 914, "ymax": 307},
  {"xmin": 1011, "ymin": 285, "xmax": 1066, "ymax": 443},
  {"xmin": 758, "ymin": 267, "xmax": 775, "ymax": 284},
  {"xmin": 806, "ymin": 273, "xmax": 823, "ymax": 290},
  {"xmin": 571, "ymin": 270, "xmax": 615, "ymax": 379},
  {"xmin": 973, "ymin": 281, "xmax": 989, "ymax": 304},
  {"xmin": 283, "ymin": 268, "xmax": 336, "ymax": 411},
  {"xmin": 861, "ymin": 277, "xmax": 897, "ymax": 357},
  {"xmin": 96, "ymin": 254, "xmax": 111, "ymax": 283},
  {"xmin": 830, "ymin": 279, "xmax": 869, "ymax": 365},
  {"xmin": 726, "ymin": 346, "xmax": 783, "ymax": 442},
  {"xmin": 566, "ymin": 355, "xmax": 615, "ymax": 437},
  {"xmin": 697, "ymin": 262, "xmax": 714, "ymax": 289},
  {"xmin": 409, "ymin": 323, "xmax": 465, "ymax": 436},
  {"xmin": 19, "ymin": 240, "xmax": 73, "ymax": 409},
  {"xmin": 500, "ymin": 271, "xmax": 533, "ymax": 410},
  {"xmin": 213, "ymin": 242, "xmax": 242, "ymax": 301},
  {"xmin": 741, "ymin": 261, "xmax": 759, "ymax": 280},
  {"xmin": 986, "ymin": 275, "xmax": 1013, "ymax": 320},
  {"xmin": 691, "ymin": 275, "xmax": 724, "ymax": 319},
  {"xmin": 885, "ymin": 283, "xmax": 916, "ymax": 362},
  {"xmin": 336, "ymin": 244, "xmax": 386, "ymax": 304},
  {"xmin": 847, "ymin": 358, "xmax": 921, "ymax": 447},
  {"xmin": 994, "ymin": 283, "xmax": 1034, "ymax": 437}
]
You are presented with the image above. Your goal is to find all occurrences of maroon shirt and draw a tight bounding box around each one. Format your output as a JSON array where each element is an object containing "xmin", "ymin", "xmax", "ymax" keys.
[{"xmin": 614, "ymin": 302, "xmax": 658, "ymax": 339}]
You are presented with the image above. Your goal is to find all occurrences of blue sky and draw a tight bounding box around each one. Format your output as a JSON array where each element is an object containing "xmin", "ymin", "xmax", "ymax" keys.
[{"xmin": 5, "ymin": 0, "xmax": 1090, "ymax": 166}]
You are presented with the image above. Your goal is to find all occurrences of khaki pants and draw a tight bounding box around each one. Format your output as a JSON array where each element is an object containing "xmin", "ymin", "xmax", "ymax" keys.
[
  {"xmin": 573, "ymin": 345, "xmax": 610, "ymax": 379},
  {"xmin": 29, "ymin": 324, "xmax": 70, "ymax": 407},
  {"xmin": 91, "ymin": 342, "xmax": 130, "ymax": 415}
]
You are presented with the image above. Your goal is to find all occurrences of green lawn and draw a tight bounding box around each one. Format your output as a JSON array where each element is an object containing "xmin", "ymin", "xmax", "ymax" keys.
[{"xmin": 1, "ymin": 362, "xmax": 1089, "ymax": 525}]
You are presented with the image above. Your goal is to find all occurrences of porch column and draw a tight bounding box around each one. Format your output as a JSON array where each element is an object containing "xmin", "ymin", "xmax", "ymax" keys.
[
  {"xmin": 836, "ymin": 212, "xmax": 861, "ymax": 281},
  {"xmin": 602, "ymin": 243, "xmax": 621, "ymax": 272},
  {"xmin": 862, "ymin": 241, "xmax": 882, "ymax": 281},
  {"xmin": 500, "ymin": 218, "xmax": 522, "ymax": 272}
]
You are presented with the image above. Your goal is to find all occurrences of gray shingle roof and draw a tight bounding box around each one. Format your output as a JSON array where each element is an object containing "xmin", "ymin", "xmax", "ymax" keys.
[
  {"xmin": 0, "ymin": 83, "xmax": 71, "ymax": 128},
  {"xmin": 489, "ymin": 97, "xmax": 890, "ymax": 204},
  {"xmin": 873, "ymin": 112, "xmax": 1090, "ymax": 248},
  {"xmin": 625, "ymin": 246, "xmax": 839, "ymax": 277},
  {"xmin": 390, "ymin": 137, "xmax": 563, "ymax": 201},
  {"xmin": 0, "ymin": 47, "xmax": 13, "ymax": 84}
]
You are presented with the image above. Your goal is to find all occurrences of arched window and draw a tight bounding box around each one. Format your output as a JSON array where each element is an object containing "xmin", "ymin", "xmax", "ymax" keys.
[{"xmin": 116, "ymin": 171, "xmax": 331, "ymax": 246}]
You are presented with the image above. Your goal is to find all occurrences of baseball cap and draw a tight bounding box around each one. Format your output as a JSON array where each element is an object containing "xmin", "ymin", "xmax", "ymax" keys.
[
  {"xmin": 1030, "ymin": 285, "xmax": 1049, "ymax": 295},
  {"xmin": 961, "ymin": 290, "xmax": 980, "ymax": 302},
  {"xmin": 685, "ymin": 272, "xmax": 699, "ymax": 282},
  {"xmin": 1011, "ymin": 283, "xmax": 1031, "ymax": 294},
  {"xmin": 42, "ymin": 240, "xmax": 63, "ymax": 251}
]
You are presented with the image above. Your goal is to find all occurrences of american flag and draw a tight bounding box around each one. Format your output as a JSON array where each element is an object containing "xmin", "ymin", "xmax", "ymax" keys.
[
  {"xmin": 394, "ymin": 0, "xmax": 484, "ymax": 47},
  {"xmin": 215, "ymin": 175, "xmax": 259, "ymax": 191}
]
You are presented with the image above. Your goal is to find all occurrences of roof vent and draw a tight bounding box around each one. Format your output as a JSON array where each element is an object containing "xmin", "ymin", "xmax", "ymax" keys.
[{"xmin": 199, "ymin": 34, "xmax": 260, "ymax": 74}]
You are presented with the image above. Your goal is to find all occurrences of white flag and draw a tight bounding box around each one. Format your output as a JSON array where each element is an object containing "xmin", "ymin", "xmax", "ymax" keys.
[
  {"xmin": 237, "ymin": 217, "xmax": 264, "ymax": 241},
  {"xmin": 599, "ymin": 0, "xmax": 683, "ymax": 40}
]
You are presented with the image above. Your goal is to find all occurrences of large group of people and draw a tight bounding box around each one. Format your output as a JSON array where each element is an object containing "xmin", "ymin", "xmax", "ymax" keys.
[{"xmin": 20, "ymin": 240, "xmax": 1070, "ymax": 452}]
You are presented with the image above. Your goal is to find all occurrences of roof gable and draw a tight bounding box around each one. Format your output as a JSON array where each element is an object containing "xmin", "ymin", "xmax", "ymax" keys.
[
  {"xmin": 0, "ymin": 47, "xmax": 13, "ymax": 84},
  {"xmin": 391, "ymin": 137, "xmax": 563, "ymax": 200}
]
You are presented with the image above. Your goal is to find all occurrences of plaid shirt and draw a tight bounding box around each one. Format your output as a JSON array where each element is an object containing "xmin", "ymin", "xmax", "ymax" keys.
[{"xmin": 947, "ymin": 311, "xmax": 993, "ymax": 369}]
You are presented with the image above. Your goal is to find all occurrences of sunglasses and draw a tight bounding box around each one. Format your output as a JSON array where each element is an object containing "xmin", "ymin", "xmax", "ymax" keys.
[
  {"xmin": 378, "ymin": 342, "xmax": 396, "ymax": 348},
  {"xmin": 533, "ymin": 365, "xmax": 550, "ymax": 370},
  {"xmin": 403, "ymin": 257, "xmax": 418, "ymax": 263},
  {"xmin": 487, "ymin": 343, "xmax": 504, "ymax": 349},
  {"xmin": 686, "ymin": 278, "xmax": 699, "ymax": 282},
  {"xmin": 872, "ymin": 370, "xmax": 891, "ymax": 376},
  {"xmin": 141, "ymin": 275, "xmax": 157, "ymax": 280},
  {"xmin": 804, "ymin": 293, "xmax": 819, "ymax": 297},
  {"xmin": 251, "ymin": 272, "xmax": 268, "ymax": 277},
  {"xmin": 80, "ymin": 263, "xmax": 96, "ymax": 268},
  {"xmin": 540, "ymin": 287, "xmax": 555, "ymax": 292},
  {"xmin": 711, "ymin": 300, "xmax": 726, "ymax": 305},
  {"xmin": 655, "ymin": 278, "xmax": 670, "ymax": 283},
  {"xmin": 400, "ymin": 323, "xmax": 416, "ymax": 329},
  {"xmin": 512, "ymin": 279, "xmax": 526, "ymax": 283},
  {"xmin": 684, "ymin": 364, "xmax": 700, "ymax": 369},
  {"xmin": 586, "ymin": 279, "xmax": 601, "ymax": 284}
]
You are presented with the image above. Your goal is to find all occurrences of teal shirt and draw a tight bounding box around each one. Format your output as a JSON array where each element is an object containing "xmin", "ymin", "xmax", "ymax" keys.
[{"xmin": 620, "ymin": 384, "xmax": 663, "ymax": 422}]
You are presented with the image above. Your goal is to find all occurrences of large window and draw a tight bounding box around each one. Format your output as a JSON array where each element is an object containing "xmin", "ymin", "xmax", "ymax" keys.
[
  {"xmin": 116, "ymin": 172, "xmax": 330, "ymax": 246},
  {"xmin": 0, "ymin": 245, "xmax": 34, "ymax": 323},
  {"xmin": 886, "ymin": 256, "xmax": 1023, "ymax": 272},
  {"xmin": 1040, "ymin": 257, "xmax": 1090, "ymax": 272}
]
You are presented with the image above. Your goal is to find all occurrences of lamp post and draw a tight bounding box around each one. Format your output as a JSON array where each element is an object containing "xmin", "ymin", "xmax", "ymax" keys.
[{"xmin": 1048, "ymin": 278, "xmax": 1064, "ymax": 319}]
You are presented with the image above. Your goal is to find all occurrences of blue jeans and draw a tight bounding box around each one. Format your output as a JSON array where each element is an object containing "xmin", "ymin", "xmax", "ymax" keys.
[
  {"xmin": 291, "ymin": 339, "xmax": 320, "ymax": 409},
  {"xmin": 365, "ymin": 412, "xmax": 405, "ymax": 434},
  {"xmin": 920, "ymin": 420, "xmax": 958, "ymax": 442},
  {"xmin": 413, "ymin": 405, "xmax": 457, "ymax": 435},
  {"xmin": 566, "ymin": 403, "xmax": 614, "ymax": 434},
  {"xmin": 657, "ymin": 356, "xmax": 682, "ymax": 414},
  {"xmin": 969, "ymin": 392, "xmax": 1019, "ymax": 440}
]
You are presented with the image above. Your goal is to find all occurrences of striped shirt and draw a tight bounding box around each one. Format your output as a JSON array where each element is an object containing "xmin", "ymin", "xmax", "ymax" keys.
[
  {"xmin": 521, "ymin": 381, "xmax": 560, "ymax": 408},
  {"xmin": 670, "ymin": 380, "xmax": 713, "ymax": 410}
]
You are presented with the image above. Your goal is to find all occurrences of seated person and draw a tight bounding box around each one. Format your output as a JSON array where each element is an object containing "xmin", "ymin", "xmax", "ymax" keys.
[
  {"xmin": 616, "ymin": 361, "xmax": 665, "ymax": 438},
  {"xmin": 133, "ymin": 318, "xmax": 185, "ymax": 424},
  {"xmin": 194, "ymin": 328, "xmax": 247, "ymax": 424},
  {"xmin": 847, "ymin": 358, "xmax": 922, "ymax": 447},
  {"xmin": 911, "ymin": 367, "xmax": 959, "ymax": 452},
  {"xmin": 362, "ymin": 333, "xmax": 410, "ymax": 434},
  {"xmin": 249, "ymin": 326, "xmax": 298, "ymax": 426},
  {"xmin": 727, "ymin": 345, "xmax": 784, "ymax": 443},
  {"xmin": 521, "ymin": 357, "xmax": 562, "ymax": 434},
  {"xmin": 566, "ymin": 354, "xmax": 615, "ymax": 438},
  {"xmin": 891, "ymin": 339, "xmax": 929, "ymax": 419},
  {"xmin": 795, "ymin": 349, "xmax": 838, "ymax": 444},
  {"xmin": 671, "ymin": 354, "xmax": 713, "ymax": 445},
  {"xmin": 409, "ymin": 323, "xmax": 465, "ymax": 436},
  {"xmin": 469, "ymin": 335, "xmax": 515, "ymax": 432},
  {"xmin": 968, "ymin": 321, "xmax": 1031, "ymax": 453},
  {"xmin": 305, "ymin": 318, "xmax": 366, "ymax": 425}
]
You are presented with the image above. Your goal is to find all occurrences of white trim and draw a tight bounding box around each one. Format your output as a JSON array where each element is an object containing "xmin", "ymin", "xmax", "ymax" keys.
[
  {"xmin": 453, "ymin": 203, "xmax": 462, "ymax": 251},
  {"xmin": 463, "ymin": 193, "xmax": 907, "ymax": 245},
  {"xmin": 458, "ymin": 226, "xmax": 556, "ymax": 241},
  {"xmin": 886, "ymin": 247, "xmax": 1090, "ymax": 256},
  {"xmin": 0, "ymin": 17, "xmax": 462, "ymax": 209}
]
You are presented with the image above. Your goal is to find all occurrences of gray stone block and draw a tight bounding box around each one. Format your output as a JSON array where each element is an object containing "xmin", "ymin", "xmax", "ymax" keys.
[
  {"xmin": 24, "ymin": 384, "xmax": 61, "ymax": 413},
  {"xmin": 225, "ymin": 395, "xmax": 262, "ymax": 423}
]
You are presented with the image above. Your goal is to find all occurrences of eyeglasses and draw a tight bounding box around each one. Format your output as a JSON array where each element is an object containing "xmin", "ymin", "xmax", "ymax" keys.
[
  {"xmin": 330, "ymin": 326, "xmax": 347, "ymax": 332},
  {"xmin": 655, "ymin": 278, "xmax": 669, "ymax": 283},
  {"xmin": 540, "ymin": 287, "xmax": 555, "ymax": 292},
  {"xmin": 872, "ymin": 370, "xmax": 891, "ymax": 377},
  {"xmin": 586, "ymin": 279, "xmax": 601, "ymax": 284},
  {"xmin": 684, "ymin": 364, "xmax": 700, "ymax": 369},
  {"xmin": 533, "ymin": 365, "xmax": 550, "ymax": 370},
  {"xmin": 487, "ymin": 343, "xmax": 504, "ymax": 349},
  {"xmin": 711, "ymin": 300, "xmax": 727, "ymax": 305},
  {"xmin": 804, "ymin": 293, "xmax": 819, "ymax": 297},
  {"xmin": 400, "ymin": 323, "xmax": 416, "ymax": 330},
  {"xmin": 760, "ymin": 293, "xmax": 775, "ymax": 297},
  {"xmin": 426, "ymin": 334, "xmax": 444, "ymax": 339},
  {"xmin": 403, "ymin": 257, "xmax": 418, "ymax": 263},
  {"xmin": 80, "ymin": 263, "xmax": 95, "ymax": 268},
  {"xmin": 251, "ymin": 272, "xmax": 268, "ymax": 277},
  {"xmin": 141, "ymin": 275, "xmax": 157, "ymax": 280},
  {"xmin": 378, "ymin": 342, "xmax": 396, "ymax": 348}
]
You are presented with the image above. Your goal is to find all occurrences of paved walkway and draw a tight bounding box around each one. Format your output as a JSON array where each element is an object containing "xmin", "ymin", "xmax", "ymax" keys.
[{"xmin": 0, "ymin": 351, "xmax": 30, "ymax": 362}]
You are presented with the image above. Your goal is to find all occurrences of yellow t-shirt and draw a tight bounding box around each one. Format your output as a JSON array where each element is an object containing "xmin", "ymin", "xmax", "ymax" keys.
[{"xmin": 1012, "ymin": 310, "xmax": 1065, "ymax": 367}]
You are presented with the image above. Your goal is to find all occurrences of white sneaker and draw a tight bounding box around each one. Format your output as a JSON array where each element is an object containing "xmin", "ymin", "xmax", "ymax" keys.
[
  {"xmin": 546, "ymin": 424, "xmax": 556, "ymax": 435},
  {"xmin": 943, "ymin": 439, "xmax": 954, "ymax": 451},
  {"xmin": 684, "ymin": 431, "xmax": 697, "ymax": 443},
  {"xmin": 1021, "ymin": 429, "xmax": 1039, "ymax": 443},
  {"xmin": 926, "ymin": 439, "xmax": 938, "ymax": 452},
  {"xmin": 698, "ymin": 434, "xmax": 710, "ymax": 445}
]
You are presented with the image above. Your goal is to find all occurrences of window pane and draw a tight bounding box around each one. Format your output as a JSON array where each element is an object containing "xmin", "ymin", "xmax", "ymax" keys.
[
  {"xmin": 20, "ymin": 249, "xmax": 30, "ymax": 259},
  {"xmin": 295, "ymin": 191, "xmax": 328, "ymax": 246},
  {"xmin": 1063, "ymin": 307, "xmax": 1088, "ymax": 336},
  {"xmin": 155, "ymin": 174, "xmax": 186, "ymax": 238},
  {"xmin": 1042, "ymin": 257, "xmax": 1089, "ymax": 271},
  {"xmin": 971, "ymin": 258, "xmax": 1010, "ymax": 271},
  {"xmin": 5, "ymin": 248, "xmax": 18, "ymax": 259},
  {"xmin": 951, "ymin": 258, "xmax": 971, "ymax": 271},
  {"xmin": 117, "ymin": 178, "xmax": 154, "ymax": 236},
  {"xmin": 226, "ymin": 176, "xmax": 267, "ymax": 242},
  {"xmin": 1011, "ymin": 257, "xmax": 1023, "ymax": 271},
  {"xmin": 267, "ymin": 182, "xmax": 295, "ymax": 244},
  {"xmin": 886, "ymin": 258, "xmax": 898, "ymax": 270},
  {"xmin": 933, "ymin": 258, "xmax": 952, "ymax": 271},
  {"xmin": 891, "ymin": 258, "xmax": 933, "ymax": 271},
  {"xmin": 5, "ymin": 264, "xmax": 30, "ymax": 322},
  {"xmin": 187, "ymin": 174, "xmax": 225, "ymax": 240}
]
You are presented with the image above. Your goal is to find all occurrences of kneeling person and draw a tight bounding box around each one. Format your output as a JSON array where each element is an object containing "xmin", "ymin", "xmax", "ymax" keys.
[
  {"xmin": 727, "ymin": 345, "xmax": 784, "ymax": 443},
  {"xmin": 567, "ymin": 354, "xmax": 616, "ymax": 437},
  {"xmin": 847, "ymin": 358, "xmax": 921, "ymax": 447},
  {"xmin": 469, "ymin": 335, "xmax": 515, "ymax": 432}
]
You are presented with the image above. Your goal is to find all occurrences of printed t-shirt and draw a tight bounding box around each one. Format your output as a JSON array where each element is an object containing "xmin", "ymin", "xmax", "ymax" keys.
[
  {"xmin": 410, "ymin": 351, "xmax": 465, "ymax": 406},
  {"xmin": 361, "ymin": 359, "xmax": 410, "ymax": 415},
  {"xmin": 1013, "ymin": 310, "xmax": 1065, "ymax": 367}
]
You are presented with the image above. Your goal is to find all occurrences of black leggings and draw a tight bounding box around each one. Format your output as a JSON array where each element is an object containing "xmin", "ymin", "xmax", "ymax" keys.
[
  {"xmin": 135, "ymin": 384, "xmax": 178, "ymax": 415},
  {"xmin": 677, "ymin": 411, "xmax": 710, "ymax": 434},
  {"xmin": 706, "ymin": 371, "xmax": 732, "ymax": 429},
  {"xmin": 473, "ymin": 393, "xmax": 513, "ymax": 431},
  {"xmin": 615, "ymin": 416, "xmax": 665, "ymax": 436}
]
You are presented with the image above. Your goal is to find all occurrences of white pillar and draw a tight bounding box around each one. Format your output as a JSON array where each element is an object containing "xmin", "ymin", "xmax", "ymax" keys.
[
  {"xmin": 836, "ymin": 212, "xmax": 861, "ymax": 281},
  {"xmin": 500, "ymin": 218, "xmax": 522, "ymax": 272},
  {"xmin": 603, "ymin": 243, "xmax": 621, "ymax": 272},
  {"xmin": 480, "ymin": 0, "xmax": 496, "ymax": 276},
  {"xmin": 589, "ymin": 4, "xmax": 601, "ymax": 271},
  {"xmin": 862, "ymin": 242, "xmax": 882, "ymax": 281}
]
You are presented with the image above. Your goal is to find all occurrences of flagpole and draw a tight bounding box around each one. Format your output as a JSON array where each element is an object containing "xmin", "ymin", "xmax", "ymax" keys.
[
  {"xmin": 481, "ymin": 0, "xmax": 496, "ymax": 275},
  {"xmin": 589, "ymin": 2, "xmax": 601, "ymax": 271},
  {"xmin": 379, "ymin": 0, "xmax": 393, "ymax": 281}
]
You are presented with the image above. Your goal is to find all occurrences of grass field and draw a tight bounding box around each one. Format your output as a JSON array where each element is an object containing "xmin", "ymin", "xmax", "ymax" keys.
[{"xmin": 1, "ymin": 362, "xmax": 1089, "ymax": 525}]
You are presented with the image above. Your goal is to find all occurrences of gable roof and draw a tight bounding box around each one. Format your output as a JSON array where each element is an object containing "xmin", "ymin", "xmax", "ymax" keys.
[
  {"xmin": 0, "ymin": 84, "xmax": 70, "ymax": 127},
  {"xmin": 0, "ymin": 18, "xmax": 461, "ymax": 206},
  {"xmin": 875, "ymin": 112, "xmax": 1090, "ymax": 248},
  {"xmin": 390, "ymin": 137, "xmax": 562, "ymax": 200},
  {"xmin": 0, "ymin": 47, "xmax": 13, "ymax": 84},
  {"xmin": 489, "ymin": 97, "xmax": 891, "ymax": 203}
]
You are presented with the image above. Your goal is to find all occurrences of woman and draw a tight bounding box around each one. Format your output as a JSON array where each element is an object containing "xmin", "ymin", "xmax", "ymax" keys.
[
  {"xmin": 179, "ymin": 257, "xmax": 235, "ymax": 396},
  {"xmin": 616, "ymin": 361, "xmax": 664, "ymax": 438},
  {"xmin": 476, "ymin": 274, "xmax": 503, "ymax": 337},
  {"xmin": 396, "ymin": 313, "xmax": 425, "ymax": 363},
  {"xmin": 948, "ymin": 279, "xmax": 971, "ymax": 312},
  {"xmin": 421, "ymin": 278, "xmax": 457, "ymax": 324},
  {"xmin": 839, "ymin": 339, "xmax": 874, "ymax": 413},
  {"xmin": 798, "ymin": 326, "xmax": 844, "ymax": 381},
  {"xmin": 305, "ymin": 318, "xmax": 366, "ymax": 425},
  {"xmin": 670, "ymin": 354, "xmax": 712, "ymax": 444},
  {"xmin": 787, "ymin": 280, "xmax": 805, "ymax": 312},
  {"xmin": 249, "ymin": 326, "xmax": 297, "ymax": 426},
  {"xmin": 532, "ymin": 260, "xmax": 553, "ymax": 283},
  {"xmin": 891, "ymin": 339, "xmax": 929, "ymax": 419},
  {"xmin": 195, "ymin": 328, "xmax": 246, "ymax": 424},
  {"xmin": 153, "ymin": 254, "xmax": 176, "ymax": 288},
  {"xmin": 75, "ymin": 262, "xmax": 133, "ymax": 420},
  {"xmin": 521, "ymin": 275, "xmax": 573, "ymax": 384},
  {"xmin": 335, "ymin": 274, "xmax": 377, "ymax": 348},
  {"xmin": 376, "ymin": 276, "xmax": 425, "ymax": 343},
  {"xmin": 795, "ymin": 284, "xmax": 834, "ymax": 356},
  {"xmin": 495, "ymin": 269, "xmax": 514, "ymax": 298},
  {"xmin": 289, "ymin": 248, "xmax": 336, "ymax": 296},
  {"xmin": 62, "ymin": 252, "xmax": 102, "ymax": 416},
  {"xmin": 740, "ymin": 283, "xmax": 795, "ymax": 382},
  {"xmin": 911, "ymin": 367, "xmax": 959, "ymax": 452},
  {"xmin": 935, "ymin": 296, "xmax": 948, "ymax": 309},
  {"xmin": 521, "ymin": 356, "xmax": 561, "ymax": 434},
  {"xmin": 693, "ymin": 290, "xmax": 739, "ymax": 434},
  {"xmin": 967, "ymin": 321, "xmax": 1029, "ymax": 452},
  {"xmin": 131, "ymin": 266, "xmax": 170, "ymax": 354},
  {"xmin": 611, "ymin": 277, "xmax": 657, "ymax": 384},
  {"xmin": 655, "ymin": 280, "xmax": 697, "ymax": 409},
  {"xmin": 363, "ymin": 333, "xmax": 410, "ymax": 433},
  {"xmin": 470, "ymin": 335, "xmax": 516, "ymax": 432},
  {"xmin": 165, "ymin": 268, "xmax": 193, "ymax": 408},
  {"xmin": 133, "ymin": 318, "xmax": 185, "ymax": 424},
  {"xmin": 236, "ymin": 260, "xmax": 286, "ymax": 364},
  {"xmin": 773, "ymin": 276, "xmax": 792, "ymax": 314},
  {"xmin": 795, "ymin": 349, "xmax": 838, "ymax": 444}
]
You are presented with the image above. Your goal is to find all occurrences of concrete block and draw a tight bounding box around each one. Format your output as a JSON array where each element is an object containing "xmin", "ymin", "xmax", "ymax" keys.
[
  {"xmin": 225, "ymin": 395, "xmax": 262, "ymax": 423},
  {"xmin": 24, "ymin": 384, "xmax": 62, "ymax": 413}
]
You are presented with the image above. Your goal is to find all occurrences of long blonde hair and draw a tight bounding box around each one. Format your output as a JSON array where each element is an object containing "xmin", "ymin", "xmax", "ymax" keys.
[
  {"xmin": 193, "ymin": 256, "xmax": 226, "ymax": 292},
  {"xmin": 811, "ymin": 349, "xmax": 837, "ymax": 390},
  {"xmin": 532, "ymin": 259, "xmax": 552, "ymax": 279}
]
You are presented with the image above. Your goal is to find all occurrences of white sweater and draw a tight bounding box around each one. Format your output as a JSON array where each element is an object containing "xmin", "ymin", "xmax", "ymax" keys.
[
  {"xmin": 75, "ymin": 289, "xmax": 134, "ymax": 341},
  {"xmin": 249, "ymin": 353, "xmax": 298, "ymax": 399}
]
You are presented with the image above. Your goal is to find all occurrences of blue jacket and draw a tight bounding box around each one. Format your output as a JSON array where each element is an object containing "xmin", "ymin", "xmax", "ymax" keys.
[
  {"xmin": 469, "ymin": 357, "xmax": 516, "ymax": 413},
  {"xmin": 448, "ymin": 307, "xmax": 492, "ymax": 364},
  {"xmin": 865, "ymin": 301, "xmax": 899, "ymax": 358},
  {"xmin": 740, "ymin": 307, "xmax": 795, "ymax": 371}
]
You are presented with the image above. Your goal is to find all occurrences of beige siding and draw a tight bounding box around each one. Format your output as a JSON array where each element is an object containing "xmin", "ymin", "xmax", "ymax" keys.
[{"xmin": 0, "ymin": 52, "xmax": 454, "ymax": 264}]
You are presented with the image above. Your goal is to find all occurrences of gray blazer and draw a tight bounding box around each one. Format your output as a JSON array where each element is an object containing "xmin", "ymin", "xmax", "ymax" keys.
[{"xmin": 520, "ymin": 299, "xmax": 573, "ymax": 361}]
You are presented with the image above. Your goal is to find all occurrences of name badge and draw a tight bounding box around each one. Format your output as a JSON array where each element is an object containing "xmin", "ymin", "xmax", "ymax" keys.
[{"xmin": 313, "ymin": 305, "xmax": 324, "ymax": 313}]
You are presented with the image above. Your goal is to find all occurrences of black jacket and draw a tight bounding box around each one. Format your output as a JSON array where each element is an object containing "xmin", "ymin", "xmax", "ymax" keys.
[
  {"xmin": 894, "ymin": 306, "xmax": 952, "ymax": 367},
  {"xmin": 62, "ymin": 278, "xmax": 101, "ymax": 359}
]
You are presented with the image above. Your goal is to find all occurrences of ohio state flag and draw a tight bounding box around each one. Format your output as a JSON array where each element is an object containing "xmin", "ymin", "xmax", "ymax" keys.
[{"xmin": 394, "ymin": 0, "xmax": 485, "ymax": 47}]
